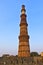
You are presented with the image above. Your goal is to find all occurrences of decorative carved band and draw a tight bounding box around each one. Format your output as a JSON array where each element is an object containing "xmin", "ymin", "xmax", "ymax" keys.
[
  {"xmin": 18, "ymin": 50, "xmax": 30, "ymax": 52},
  {"xmin": 20, "ymin": 22, "xmax": 28, "ymax": 26}
]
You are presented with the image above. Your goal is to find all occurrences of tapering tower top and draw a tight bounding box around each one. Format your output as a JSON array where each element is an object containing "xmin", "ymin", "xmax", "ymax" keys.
[{"xmin": 21, "ymin": 5, "xmax": 26, "ymax": 15}]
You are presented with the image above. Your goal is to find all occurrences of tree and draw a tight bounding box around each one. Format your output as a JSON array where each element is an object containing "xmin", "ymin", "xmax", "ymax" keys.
[{"xmin": 30, "ymin": 52, "xmax": 39, "ymax": 57}]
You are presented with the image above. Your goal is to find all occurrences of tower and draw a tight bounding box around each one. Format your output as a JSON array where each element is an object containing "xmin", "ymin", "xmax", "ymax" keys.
[{"xmin": 18, "ymin": 5, "xmax": 30, "ymax": 57}]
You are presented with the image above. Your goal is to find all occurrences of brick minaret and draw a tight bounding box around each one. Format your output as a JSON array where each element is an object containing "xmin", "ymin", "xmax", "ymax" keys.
[{"xmin": 18, "ymin": 5, "xmax": 30, "ymax": 57}]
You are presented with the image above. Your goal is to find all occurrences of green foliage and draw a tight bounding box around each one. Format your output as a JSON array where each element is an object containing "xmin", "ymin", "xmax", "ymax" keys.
[{"xmin": 30, "ymin": 52, "xmax": 39, "ymax": 57}]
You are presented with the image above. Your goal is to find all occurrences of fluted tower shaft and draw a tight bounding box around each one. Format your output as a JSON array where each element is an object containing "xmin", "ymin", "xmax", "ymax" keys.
[{"xmin": 18, "ymin": 5, "xmax": 30, "ymax": 57}]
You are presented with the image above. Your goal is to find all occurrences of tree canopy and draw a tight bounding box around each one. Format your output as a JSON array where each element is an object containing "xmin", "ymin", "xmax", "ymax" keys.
[{"xmin": 30, "ymin": 52, "xmax": 39, "ymax": 57}]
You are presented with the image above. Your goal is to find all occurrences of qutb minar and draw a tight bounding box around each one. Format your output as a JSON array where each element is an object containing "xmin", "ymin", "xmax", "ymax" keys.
[
  {"xmin": 18, "ymin": 5, "xmax": 30, "ymax": 57},
  {"xmin": 0, "ymin": 5, "xmax": 43, "ymax": 65}
]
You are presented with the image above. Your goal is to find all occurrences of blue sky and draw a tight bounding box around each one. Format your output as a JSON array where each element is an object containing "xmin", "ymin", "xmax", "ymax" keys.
[{"xmin": 0, "ymin": 0, "xmax": 43, "ymax": 56}]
